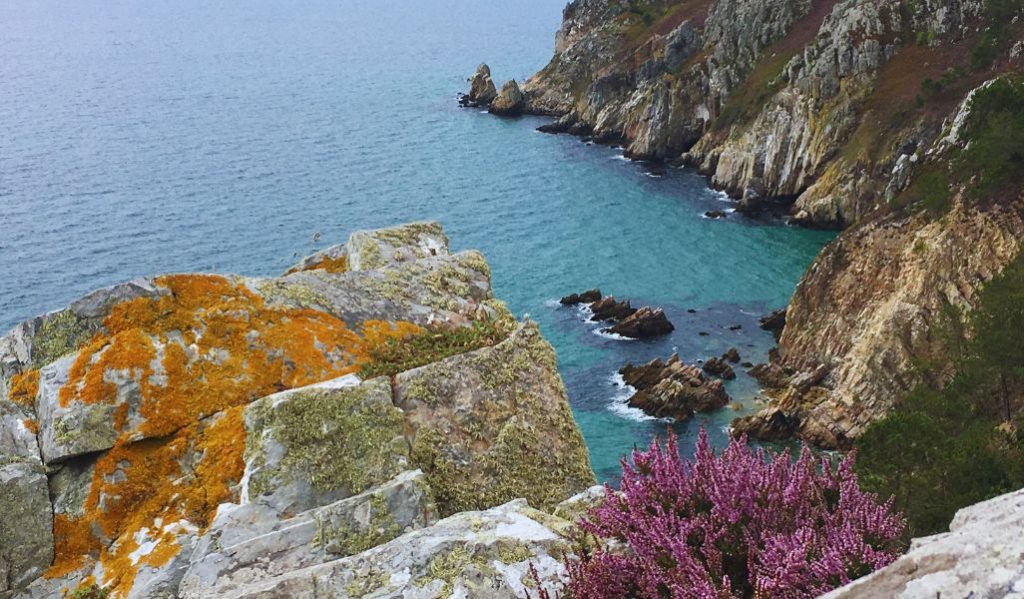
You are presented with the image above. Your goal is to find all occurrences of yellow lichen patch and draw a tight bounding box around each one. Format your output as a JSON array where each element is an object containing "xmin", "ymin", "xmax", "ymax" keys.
[
  {"xmin": 285, "ymin": 254, "xmax": 348, "ymax": 275},
  {"xmin": 57, "ymin": 407, "xmax": 246, "ymax": 597},
  {"xmin": 57, "ymin": 274, "xmax": 412, "ymax": 438},
  {"xmin": 48, "ymin": 515, "xmax": 98, "ymax": 579},
  {"xmin": 7, "ymin": 369, "xmax": 39, "ymax": 407},
  {"xmin": 45, "ymin": 274, "xmax": 425, "ymax": 597}
]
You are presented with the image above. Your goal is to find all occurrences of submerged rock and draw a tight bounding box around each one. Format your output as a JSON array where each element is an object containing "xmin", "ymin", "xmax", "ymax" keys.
[
  {"xmin": 489, "ymin": 80, "xmax": 525, "ymax": 116},
  {"xmin": 607, "ymin": 306, "xmax": 674, "ymax": 339},
  {"xmin": 620, "ymin": 354, "xmax": 730, "ymax": 420},
  {"xmin": 702, "ymin": 356, "xmax": 736, "ymax": 380},
  {"xmin": 0, "ymin": 222, "xmax": 594, "ymax": 598}
]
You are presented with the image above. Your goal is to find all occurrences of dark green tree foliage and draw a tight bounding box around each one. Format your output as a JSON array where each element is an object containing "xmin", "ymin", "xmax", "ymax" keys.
[
  {"xmin": 856, "ymin": 254, "xmax": 1024, "ymax": 538},
  {"xmin": 956, "ymin": 76, "xmax": 1024, "ymax": 198},
  {"xmin": 970, "ymin": 0, "xmax": 1023, "ymax": 70}
]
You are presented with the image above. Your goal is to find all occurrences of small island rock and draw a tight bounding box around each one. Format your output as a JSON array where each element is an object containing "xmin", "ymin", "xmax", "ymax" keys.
[
  {"xmin": 620, "ymin": 354, "xmax": 730, "ymax": 420},
  {"xmin": 462, "ymin": 63, "xmax": 497, "ymax": 107}
]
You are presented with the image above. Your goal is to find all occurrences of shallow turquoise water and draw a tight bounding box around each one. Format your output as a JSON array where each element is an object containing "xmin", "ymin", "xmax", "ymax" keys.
[{"xmin": 0, "ymin": 0, "xmax": 833, "ymax": 481}]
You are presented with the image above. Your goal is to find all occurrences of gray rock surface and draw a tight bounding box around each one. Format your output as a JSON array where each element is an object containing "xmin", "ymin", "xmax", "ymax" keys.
[
  {"xmin": 822, "ymin": 488, "xmax": 1024, "ymax": 598},
  {"xmin": 199, "ymin": 499, "xmax": 577, "ymax": 599}
]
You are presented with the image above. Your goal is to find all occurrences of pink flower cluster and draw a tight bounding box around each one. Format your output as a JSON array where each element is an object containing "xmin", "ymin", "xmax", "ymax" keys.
[{"xmin": 558, "ymin": 429, "xmax": 905, "ymax": 598}]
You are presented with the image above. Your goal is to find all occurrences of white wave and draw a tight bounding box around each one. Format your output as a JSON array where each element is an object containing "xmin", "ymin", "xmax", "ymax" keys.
[
  {"xmin": 644, "ymin": 172, "xmax": 664, "ymax": 178},
  {"xmin": 610, "ymin": 154, "xmax": 631, "ymax": 161},
  {"xmin": 606, "ymin": 373, "xmax": 671, "ymax": 423},
  {"xmin": 544, "ymin": 298, "xmax": 562, "ymax": 308},
  {"xmin": 709, "ymin": 189, "xmax": 732, "ymax": 203}
]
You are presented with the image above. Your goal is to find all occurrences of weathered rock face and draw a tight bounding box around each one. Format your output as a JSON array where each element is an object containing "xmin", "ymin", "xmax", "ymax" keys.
[
  {"xmin": 489, "ymin": 80, "xmax": 526, "ymax": 116},
  {"xmin": 620, "ymin": 354, "xmax": 730, "ymax": 420},
  {"xmin": 822, "ymin": 487, "xmax": 1024, "ymax": 598},
  {"xmin": 0, "ymin": 222, "xmax": 594, "ymax": 598},
  {"xmin": 738, "ymin": 195, "xmax": 1024, "ymax": 448}
]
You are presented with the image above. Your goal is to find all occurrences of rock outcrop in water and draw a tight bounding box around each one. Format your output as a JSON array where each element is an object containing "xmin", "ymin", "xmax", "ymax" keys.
[
  {"xmin": 620, "ymin": 354, "xmax": 730, "ymax": 420},
  {"xmin": 459, "ymin": 63, "xmax": 498, "ymax": 107},
  {"xmin": 501, "ymin": 0, "xmax": 1024, "ymax": 448},
  {"xmin": 489, "ymin": 80, "xmax": 526, "ymax": 116},
  {"xmin": 0, "ymin": 222, "xmax": 595, "ymax": 598},
  {"xmin": 607, "ymin": 306, "xmax": 674, "ymax": 338}
]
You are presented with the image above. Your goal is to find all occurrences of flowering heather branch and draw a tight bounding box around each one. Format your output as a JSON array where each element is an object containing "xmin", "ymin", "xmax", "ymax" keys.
[{"xmin": 551, "ymin": 429, "xmax": 905, "ymax": 599}]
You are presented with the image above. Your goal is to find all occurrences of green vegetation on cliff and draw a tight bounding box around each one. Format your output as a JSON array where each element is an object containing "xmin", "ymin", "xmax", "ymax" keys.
[{"xmin": 856, "ymin": 251, "xmax": 1024, "ymax": 537}]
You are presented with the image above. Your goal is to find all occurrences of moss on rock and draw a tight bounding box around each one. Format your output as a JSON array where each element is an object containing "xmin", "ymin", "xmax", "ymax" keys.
[{"xmin": 244, "ymin": 378, "xmax": 409, "ymax": 510}]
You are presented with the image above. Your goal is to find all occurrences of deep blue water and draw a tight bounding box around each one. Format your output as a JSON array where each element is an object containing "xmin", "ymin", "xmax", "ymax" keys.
[{"xmin": 0, "ymin": 0, "xmax": 833, "ymax": 481}]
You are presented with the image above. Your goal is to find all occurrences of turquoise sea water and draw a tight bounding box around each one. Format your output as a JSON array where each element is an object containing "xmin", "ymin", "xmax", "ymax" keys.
[{"xmin": 0, "ymin": 0, "xmax": 833, "ymax": 481}]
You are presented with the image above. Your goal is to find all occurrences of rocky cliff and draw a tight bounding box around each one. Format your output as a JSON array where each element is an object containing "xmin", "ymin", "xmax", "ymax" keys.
[
  {"xmin": 0, "ymin": 222, "xmax": 596, "ymax": 598},
  {"xmin": 503, "ymin": 0, "xmax": 1024, "ymax": 448}
]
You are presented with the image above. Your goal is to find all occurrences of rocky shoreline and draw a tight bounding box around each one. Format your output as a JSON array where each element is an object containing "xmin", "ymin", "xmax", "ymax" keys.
[{"xmin": 467, "ymin": 0, "xmax": 1024, "ymax": 450}]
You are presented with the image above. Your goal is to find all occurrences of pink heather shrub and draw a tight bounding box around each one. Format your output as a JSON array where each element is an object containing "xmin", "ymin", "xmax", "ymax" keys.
[{"xmin": 554, "ymin": 429, "xmax": 905, "ymax": 599}]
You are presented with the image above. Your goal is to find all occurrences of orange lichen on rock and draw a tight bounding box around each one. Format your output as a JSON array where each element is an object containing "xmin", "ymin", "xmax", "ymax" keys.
[
  {"xmin": 7, "ymin": 369, "xmax": 39, "ymax": 407},
  {"xmin": 44, "ymin": 274, "xmax": 424, "ymax": 596},
  {"xmin": 53, "ymin": 407, "xmax": 246, "ymax": 596},
  {"xmin": 22, "ymin": 418, "xmax": 38, "ymax": 434},
  {"xmin": 285, "ymin": 254, "xmax": 348, "ymax": 275},
  {"xmin": 48, "ymin": 514, "xmax": 98, "ymax": 579},
  {"xmin": 56, "ymin": 274, "xmax": 416, "ymax": 438}
]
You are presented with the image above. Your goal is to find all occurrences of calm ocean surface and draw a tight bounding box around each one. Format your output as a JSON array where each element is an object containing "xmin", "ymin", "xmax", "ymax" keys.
[{"xmin": 0, "ymin": 0, "xmax": 833, "ymax": 481}]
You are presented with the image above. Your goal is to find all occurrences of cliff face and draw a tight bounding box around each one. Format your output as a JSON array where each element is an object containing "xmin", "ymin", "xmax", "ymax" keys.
[
  {"xmin": 0, "ymin": 223, "xmax": 595, "ymax": 598},
  {"xmin": 519, "ymin": 0, "xmax": 1024, "ymax": 448}
]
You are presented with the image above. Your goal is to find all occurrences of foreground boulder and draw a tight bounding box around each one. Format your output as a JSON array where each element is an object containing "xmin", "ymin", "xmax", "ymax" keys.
[
  {"xmin": 620, "ymin": 354, "xmax": 730, "ymax": 420},
  {"xmin": 489, "ymin": 80, "xmax": 525, "ymax": 116},
  {"xmin": 822, "ymin": 488, "xmax": 1024, "ymax": 598},
  {"xmin": 0, "ymin": 222, "xmax": 594, "ymax": 599},
  {"xmin": 607, "ymin": 306, "xmax": 674, "ymax": 339}
]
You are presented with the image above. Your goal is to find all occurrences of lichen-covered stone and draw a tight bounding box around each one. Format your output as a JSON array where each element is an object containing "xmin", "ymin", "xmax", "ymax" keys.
[
  {"xmin": 35, "ymin": 354, "xmax": 122, "ymax": 464},
  {"xmin": 0, "ymin": 462, "xmax": 53, "ymax": 595},
  {"xmin": 345, "ymin": 221, "xmax": 449, "ymax": 272},
  {"xmin": 202, "ymin": 499, "xmax": 575, "ymax": 599},
  {"xmin": 243, "ymin": 377, "xmax": 410, "ymax": 516},
  {"xmin": 258, "ymin": 250, "xmax": 495, "ymax": 329},
  {"xmin": 180, "ymin": 470, "xmax": 437, "ymax": 598},
  {"xmin": 397, "ymin": 321, "xmax": 595, "ymax": 516},
  {"xmin": 0, "ymin": 222, "xmax": 594, "ymax": 598}
]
